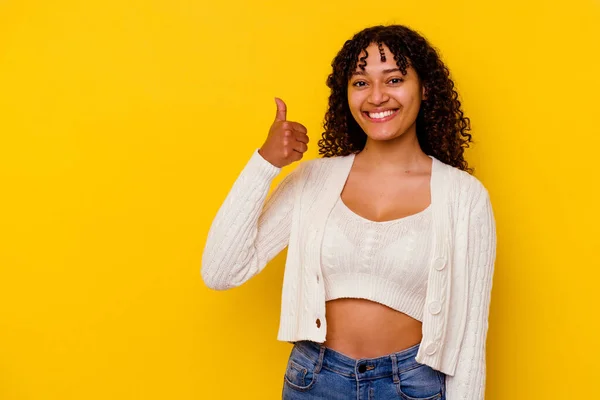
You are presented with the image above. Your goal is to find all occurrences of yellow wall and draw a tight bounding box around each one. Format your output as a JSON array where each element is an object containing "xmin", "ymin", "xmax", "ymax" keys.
[{"xmin": 1, "ymin": 0, "xmax": 598, "ymax": 398}]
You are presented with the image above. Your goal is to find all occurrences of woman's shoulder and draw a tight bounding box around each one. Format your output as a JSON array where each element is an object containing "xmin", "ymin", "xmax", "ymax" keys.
[
  {"xmin": 281, "ymin": 154, "xmax": 354, "ymax": 196},
  {"xmin": 436, "ymin": 157, "xmax": 490, "ymax": 202},
  {"xmin": 295, "ymin": 153, "xmax": 353, "ymax": 175}
]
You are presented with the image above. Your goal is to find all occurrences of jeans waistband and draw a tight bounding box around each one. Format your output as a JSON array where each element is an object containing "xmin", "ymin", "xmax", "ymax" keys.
[{"xmin": 292, "ymin": 340, "xmax": 422, "ymax": 378}]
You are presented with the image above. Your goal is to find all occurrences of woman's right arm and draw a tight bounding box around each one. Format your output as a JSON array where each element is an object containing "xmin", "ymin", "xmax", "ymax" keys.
[
  {"xmin": 201, "ymin": 98, "xmax": 309, "ymax": 290},
  {"xmin": 200, "ymin": 150, "xmax": 305, "ymax": 290}
]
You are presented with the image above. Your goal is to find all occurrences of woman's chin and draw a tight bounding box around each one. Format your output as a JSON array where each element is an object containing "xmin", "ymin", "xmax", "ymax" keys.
[{"xmin": 364, "ymin": 131, "xmax": 403, "ymax": 142}]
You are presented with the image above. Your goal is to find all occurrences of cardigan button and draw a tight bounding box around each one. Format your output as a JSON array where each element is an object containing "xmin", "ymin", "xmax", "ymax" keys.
[
  {"xmin": 433, "ymin": 257, "xmax": 446, "ymax": 271},
  {"xmin": 425, "ymin": 342, "xmax": 438, "ymax": 355},
  {"xmin": 315, "ymin": 318, "xmax": 321, "ymax": 328},
  {"xmin": 429, "ymin": 301, "xmax": 442, "ymax": 315}
]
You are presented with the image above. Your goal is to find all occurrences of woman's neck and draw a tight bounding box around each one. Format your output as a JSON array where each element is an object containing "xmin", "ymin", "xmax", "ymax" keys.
[{"xmin": 356, "ymin": 132, "xmax": 430, "ymax": 173}]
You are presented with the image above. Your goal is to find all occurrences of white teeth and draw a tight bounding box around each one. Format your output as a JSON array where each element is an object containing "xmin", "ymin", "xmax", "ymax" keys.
[{"xmin": 368, "ymin": 110, "xmax": 395, "ymax": 119}]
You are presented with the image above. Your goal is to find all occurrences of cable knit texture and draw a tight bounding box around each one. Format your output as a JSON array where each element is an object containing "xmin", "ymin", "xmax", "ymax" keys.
[
  {"xmin": 321, "ymin": 196, "xmax": 434, "ymax": 322},
  {"xmin": 201, "ymin": 149, "xmax": 497, "ymax": 400}
]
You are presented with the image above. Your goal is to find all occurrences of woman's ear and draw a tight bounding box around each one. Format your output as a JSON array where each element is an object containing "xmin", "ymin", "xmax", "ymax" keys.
[{"xmin": 422, "ymin": 85, "xmax": 428, "ymax": 101}]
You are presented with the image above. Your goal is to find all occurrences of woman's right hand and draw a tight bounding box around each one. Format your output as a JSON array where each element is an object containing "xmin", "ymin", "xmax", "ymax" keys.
[{"xmin": 258, "ymin": 98, "xmax": 309, "ymax": 168}]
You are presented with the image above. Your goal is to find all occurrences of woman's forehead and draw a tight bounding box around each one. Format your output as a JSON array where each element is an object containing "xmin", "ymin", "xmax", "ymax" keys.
[
  {"xmin": 357, "ymin": 42, "xmax": 393, "ymax": 59},
  {"xmin": 354, "ymin": 43, "xmax": 410, "ymax": 71}
]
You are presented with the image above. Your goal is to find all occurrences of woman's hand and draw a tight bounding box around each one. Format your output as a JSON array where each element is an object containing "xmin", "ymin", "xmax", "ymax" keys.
[{"xmin": 258, "ymin": 98, "xmax": 309, "ymax": 168}]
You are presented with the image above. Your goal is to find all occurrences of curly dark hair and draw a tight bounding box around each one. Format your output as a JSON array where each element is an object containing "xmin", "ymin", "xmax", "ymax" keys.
[{"xmin": 318, "ymin": 24, "xmax": 474, "ymax": 173}]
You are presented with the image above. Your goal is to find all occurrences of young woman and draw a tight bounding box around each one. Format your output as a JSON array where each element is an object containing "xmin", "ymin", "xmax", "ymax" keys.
[{"xmin": 202, "ymin": 24, "xmax": 497, "ymax": 400}]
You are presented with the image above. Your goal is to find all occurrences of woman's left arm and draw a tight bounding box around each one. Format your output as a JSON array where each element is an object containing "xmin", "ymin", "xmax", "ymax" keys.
[{"xmin": 446, "ymin": 186, "xmax": 497, "ymax": 400}]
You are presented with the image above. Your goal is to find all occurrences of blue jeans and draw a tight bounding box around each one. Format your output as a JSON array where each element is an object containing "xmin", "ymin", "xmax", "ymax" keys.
[{"xmin": 282, "ymin": 341, "xmax": 446, "ymax": 400}]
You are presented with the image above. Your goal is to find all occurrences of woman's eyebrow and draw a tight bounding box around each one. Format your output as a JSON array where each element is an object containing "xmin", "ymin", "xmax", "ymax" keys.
[{"xmin": 351, "ymin": 67, "xmax": 402, "ymax": 77}]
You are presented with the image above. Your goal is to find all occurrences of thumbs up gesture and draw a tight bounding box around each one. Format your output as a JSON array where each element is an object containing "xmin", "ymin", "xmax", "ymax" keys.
[{"xmin": 258, "ymin": 98, "xmax": 309, "ymax": 168}]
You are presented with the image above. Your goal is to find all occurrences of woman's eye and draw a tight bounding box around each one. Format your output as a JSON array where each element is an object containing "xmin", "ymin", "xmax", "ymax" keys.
[
  {"xmin": 352, "ymin": 81, "xmax": 367, "ymax": 87},
  {"xmin": 389, "ymin": 78, "xmax": 404, "ymax": 84}
]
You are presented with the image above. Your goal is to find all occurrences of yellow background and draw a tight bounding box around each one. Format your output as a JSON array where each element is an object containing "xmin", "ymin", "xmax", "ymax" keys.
[{"xmin": 1, "ymin": 0, "xmax": 599, "ymax": 398}]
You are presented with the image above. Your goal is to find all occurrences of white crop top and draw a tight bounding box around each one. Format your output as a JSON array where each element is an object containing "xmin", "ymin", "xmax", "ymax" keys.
[{"xmin": 321, "ymin": 196, "xmax": 434, "ymax": 322}]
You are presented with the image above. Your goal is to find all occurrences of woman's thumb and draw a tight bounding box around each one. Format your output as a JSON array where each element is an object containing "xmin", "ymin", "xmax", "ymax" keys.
[{"xmin": 274, "ymin": 97, "xmax": 287, "ymax": 122}]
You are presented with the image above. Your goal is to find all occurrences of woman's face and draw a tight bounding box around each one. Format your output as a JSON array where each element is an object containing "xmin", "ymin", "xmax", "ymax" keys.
[{"xmin": 347, "ymin": 43, "xmax": 425, "ymax": 142}]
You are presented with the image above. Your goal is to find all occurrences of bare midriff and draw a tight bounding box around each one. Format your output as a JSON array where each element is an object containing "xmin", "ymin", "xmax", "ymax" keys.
[{"xmin": 322, "ymin": 298, "xmax": 422, "ymax": 359}]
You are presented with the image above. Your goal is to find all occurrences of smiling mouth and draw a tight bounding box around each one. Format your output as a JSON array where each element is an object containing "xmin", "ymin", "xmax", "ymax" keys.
[{"xmin": 362, "ymin": 109, "xmax": 399, "ymax": 122}]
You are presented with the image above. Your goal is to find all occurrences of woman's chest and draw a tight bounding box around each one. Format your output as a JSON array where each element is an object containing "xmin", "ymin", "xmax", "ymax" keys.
[
  {"xmin": 320, "ymin": 197, "xmax": 434, "ymax": 280},
  {"xmin": 339, "ymin": 169, "xmax": 432, "ymax": 223}
]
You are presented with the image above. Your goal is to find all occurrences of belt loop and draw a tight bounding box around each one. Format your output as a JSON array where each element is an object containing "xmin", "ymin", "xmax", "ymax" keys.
[
  {"xmin": 315, "ymin": 344, "xmax": 326, "ymax": 374},
  {"xmin": 390, "ymin": 353, "xmax": 400, "ymax": 384}
]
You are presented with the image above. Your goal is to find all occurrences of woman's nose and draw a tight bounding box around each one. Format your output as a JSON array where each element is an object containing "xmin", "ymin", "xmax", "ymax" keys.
[{"xmin": 367, "ymin": 83, "xmax": 389, "ymax": 105}]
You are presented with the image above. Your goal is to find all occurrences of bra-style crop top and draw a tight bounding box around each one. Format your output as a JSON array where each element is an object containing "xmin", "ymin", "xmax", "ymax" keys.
[{"xmin": 321, "ymin": 196, "xmax": 434, "ymax": 322}]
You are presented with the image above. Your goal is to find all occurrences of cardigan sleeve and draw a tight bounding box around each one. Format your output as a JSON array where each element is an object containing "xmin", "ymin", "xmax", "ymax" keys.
[
  {"xmin": 446, "ymin": 187, "xmax": 497, "ymax": 400},
  {"xmin": 201, "ymin": 149, "xmax": 304, "ymax": 290}
]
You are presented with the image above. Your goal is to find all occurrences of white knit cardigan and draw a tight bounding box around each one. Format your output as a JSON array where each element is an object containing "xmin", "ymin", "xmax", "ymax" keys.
[{"xmin": 202, "ymin": 149, "xmax": 497, "ymax": 400}]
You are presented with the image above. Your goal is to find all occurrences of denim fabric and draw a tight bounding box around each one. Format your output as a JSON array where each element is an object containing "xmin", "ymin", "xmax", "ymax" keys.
[{"xmin": 282, "ymin": 341, "xmax": 446, "ymax": 400}]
